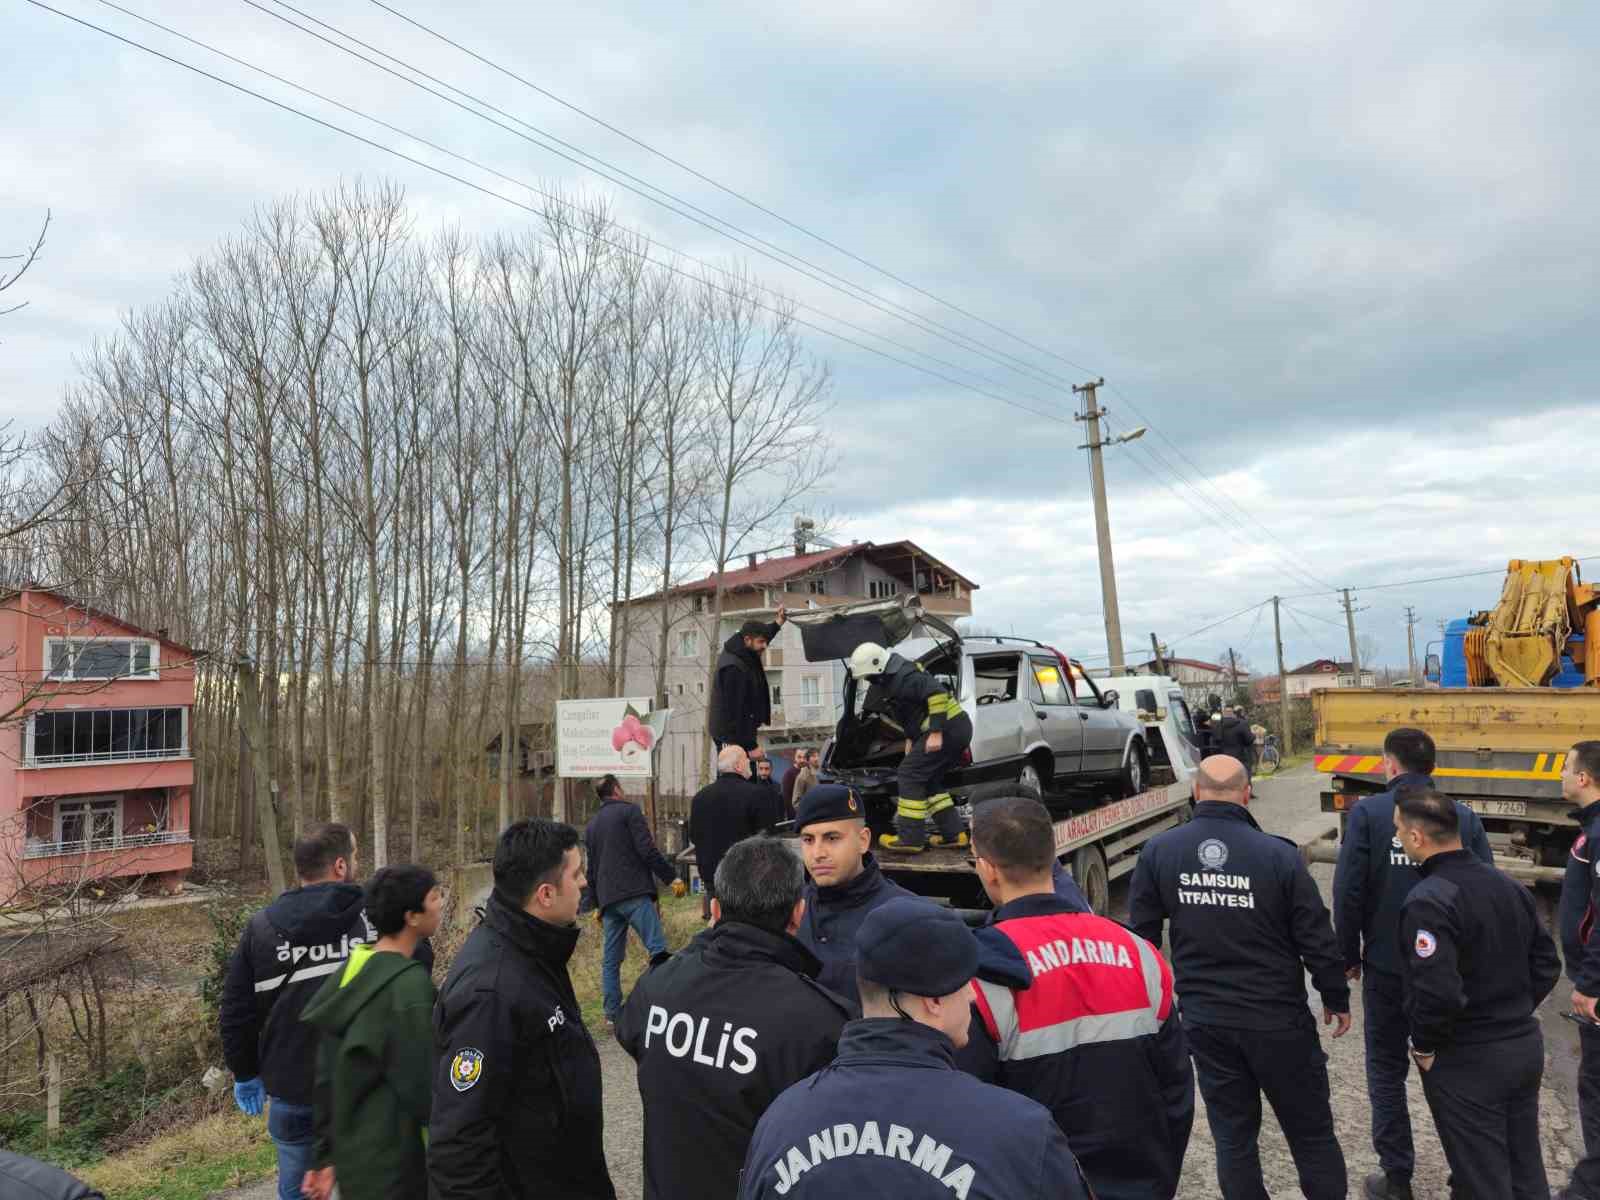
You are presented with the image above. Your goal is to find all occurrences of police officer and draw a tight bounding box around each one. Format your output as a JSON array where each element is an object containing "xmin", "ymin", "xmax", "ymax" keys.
[
  {"xmin": 429, "ymin": 818, "xmax": 616, "ymax": 1200},
  {"xmin": 1333, "ymin": 727, "xmax": 1492, "ymax": 1200},
  {"xmin": 618, "ymin": 836, "xmax": 851, "ymax": 1198},
  {"xmin": 1396, "ymin": 785, "xmax": 1559, "ymax": 1199},
  {"xmin": 738, "ymin": 897, "xmax": 1092, "ymax": 1200},
  {"xmin": 960, "ymin": 795, "xmax": 1194, "ymax": 1200},
  {"xmin": 793, "ymin": 784, "xmax": 914, "ymax": 1005},
  {"xmin": 1129, "ymin": 755, "xmax": 1350, "ymax": 1200},
  {"xmin": 1559, "ymin": 740, "xmax": 1600, "ymax": 1200},
  {"xmin": 846, "ymin": 642, "xmax": 973, "ymax": 852}
]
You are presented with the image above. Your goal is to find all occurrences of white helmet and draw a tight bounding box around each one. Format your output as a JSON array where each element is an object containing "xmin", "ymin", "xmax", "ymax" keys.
[{"xmin": 848, "ymin": 642, "xmax": 891, "ymax": 678}]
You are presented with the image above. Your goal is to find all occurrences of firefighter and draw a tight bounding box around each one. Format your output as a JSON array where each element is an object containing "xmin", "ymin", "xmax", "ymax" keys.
[
  {"xmin": 846, "ymin": 642, "xmax": 972, "ymax": 853},
  {"xmin": 738, "ymin": 896, "xmax": 1093, "ymax": 1199},
  {"xmin": 1396, "ymin": 784, "xmax": 1559, "ymax": 1198}
]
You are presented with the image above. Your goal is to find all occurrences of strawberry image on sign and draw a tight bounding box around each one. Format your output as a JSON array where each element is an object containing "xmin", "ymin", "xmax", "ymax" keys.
[{"xmin": 610, "ymin": 706, "xmax": 657, "ymax": 760}]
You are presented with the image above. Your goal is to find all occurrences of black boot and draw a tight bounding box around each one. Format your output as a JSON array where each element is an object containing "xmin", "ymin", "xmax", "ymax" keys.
[{"xmin": 1364, "ymin": 1173, "xmax": 1413, "ymax": 1200}]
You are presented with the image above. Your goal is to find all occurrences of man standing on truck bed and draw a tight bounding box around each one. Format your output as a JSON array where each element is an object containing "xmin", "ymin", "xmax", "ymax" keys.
[
  {"xmin": 1129, "ymin": 755, "xmax": 1351, "ymax": 1200},
  {"xmin": 1395, "ymin": 786, "xmax": 1559, "ymax": 1198},
  {"xmin": 960, "ymin": 795, "xmax": 1194, "ymax": 1199},
  {"xmin": 710, "ymin": 607, "xmax": 786, "ymax": 761},
  {"xmin": 846, "ymin": 641, "xmax": 973, "ymax": 853},
  {"xmin": 793, "ymin": 783, "xmax": 913, "ymax": 1005},
  {"xmin": 1557, "ymin": 740, "xmax": 1600, "ymax": 1200},
  {"xmin": 1332, "ymin": 727, "xmax": 1492, "ymax": 1200}
]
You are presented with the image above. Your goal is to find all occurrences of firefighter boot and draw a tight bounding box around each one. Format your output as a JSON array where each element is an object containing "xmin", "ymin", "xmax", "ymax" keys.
[
  {"xmin": 880, "ymin": 796, "xmax": 930, "ymax": 854},
  {"xmin": 927, "ymin": 796, "xmax": 968, "ymax": 848}
]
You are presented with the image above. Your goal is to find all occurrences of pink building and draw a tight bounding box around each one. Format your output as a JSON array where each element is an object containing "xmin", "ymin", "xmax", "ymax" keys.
[{"xmin": 0, "ymin": 588, "xmax": 198, "ymax": 897}]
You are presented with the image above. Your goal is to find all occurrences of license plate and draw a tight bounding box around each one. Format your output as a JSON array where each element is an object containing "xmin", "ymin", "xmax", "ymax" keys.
[{"xmin": 1475, "ymin": 799, "xmax": 1528, "ymax": 817}]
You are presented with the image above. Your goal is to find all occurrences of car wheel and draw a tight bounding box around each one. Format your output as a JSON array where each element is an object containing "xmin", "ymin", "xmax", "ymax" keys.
[
  {"xmin": 1120, "ymin": 742, "xmax": 1147, "ymax": 798},
  {"xmin": 1019, "ymin": 761, "xmax": 1045, "ymax": 797},
  {"xmin": 1070, "ymin": 844, "xmax": 1110, "ymax": 916}
]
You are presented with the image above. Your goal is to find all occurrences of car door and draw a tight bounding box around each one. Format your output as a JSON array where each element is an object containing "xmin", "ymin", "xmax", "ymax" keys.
[
  {"xmin": 967, "ymin": 652, "xmax": 1042, "ymax": 773},
  {"xmin": 1071, "ymin": 668, "xmax": 1127, "ymax": 776},
  {"xmin": 1028, "ymin": 654, "xmax": 1084, "ymax": 777}
]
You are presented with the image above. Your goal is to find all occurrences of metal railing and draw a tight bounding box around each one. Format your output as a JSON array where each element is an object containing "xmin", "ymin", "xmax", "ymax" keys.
[
  {"xmin": 26, "ymin": 747, "xmax": 190, "ymax": 768},
  {"xmin": 22, "ymin": 829, "xmax": 192, "ymax": 860}
]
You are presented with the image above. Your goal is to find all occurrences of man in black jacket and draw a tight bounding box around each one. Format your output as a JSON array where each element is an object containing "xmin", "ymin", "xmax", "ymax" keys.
[
  {"xmin": 220, "ymin": 823, "xmax": 373, "ymax": 1200},
  {"xmin": 710, "ymin": 608, "xmax": 786, "ymax": 758},
  {"xmin": 1333, "ymin": 727, "xmax": 1493, "ymax": 1200},
  {"xmin": 792, "ymin": 784, "xmax": 914, "ymax": 1005},
  {"xmin": 429, "ymin": 818, "xmax": 615, "ymax": 1200},
  {"xmin": 618, "ymin": 836, "xmax": 853, "ymax": 1199},
  {"xmin": 959, "ymin": 796, "xmax": 1194, "ymax": 1200},
  {"xmin": 583, "ymin": 775, "xmax": 686, "ymax": 1026},
  {"xmin": 0, "ymin": 1152, "xmax": 104, "ymax": 1200},
  {"xmin": 1396, "ymin": 786, "xmax": 1560, "ymax": 1199},
  {"xmin": 1129, "ymin": 755, "xmax": 1350, "ymax": 1200},
  {"xmin": 1559, "ymin": 740, "xmax": 1600, "ymax": 1200},
  {"xmin": 1215, "ymin": 706, "xmax": 1257, "ymax": 774},
  {"xmin": 690, "ymin": 746, "xmax": 780, "ymax": 911}
]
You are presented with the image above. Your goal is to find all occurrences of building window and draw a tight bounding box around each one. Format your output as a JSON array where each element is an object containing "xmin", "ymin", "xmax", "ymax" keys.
[
  {"xmin": 675, "ymin": 683, "xmax": 685, "ymax": 696},
  {"xmin": 28, "ymin": 706, "xmax": 188, "ymax": 765},
  {"xmin": 58, "ymin": 798, "xmax": 120, "ymax": 848},
  {"xmin": 807, "ymin": 579, "xmax": 827, "ymax": 595},
  {"xmin": 868, "ymin": 579, "xmax": 898, "ymax": 600},
  {"xmin": 692, "ymin": 595, "xmax": 706, "ymax": 613},
  {"xmin": 45, "ymin": 637, "xmax": 160, "ymax": 682},
  {"xmin": 768, "ymin": 675, "xmax": 783, "ymax": 706},
  {"xmin": 678, "ymin": 630, "xmax": 699, "ymax": 659},
  {"xmin": 697, "ymin": 682, "xmax": 705, "ymax": 695},
  {"xmin": 801, "ymin": 675, "xmax": 821, "ymax": 707}
]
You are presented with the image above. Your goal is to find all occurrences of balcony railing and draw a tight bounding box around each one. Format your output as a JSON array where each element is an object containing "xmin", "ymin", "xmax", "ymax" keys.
[
  {"xmin": 26, "ymin": 747, "xmax": 191, "ymax": 768},
  {"xmin": 22, "ymin": 829, "xmax": 192, "ymax": 860}
]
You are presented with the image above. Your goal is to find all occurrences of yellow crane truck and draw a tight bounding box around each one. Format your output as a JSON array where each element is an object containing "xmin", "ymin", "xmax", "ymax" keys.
[{"xmin": 1309, "ymin": 557, "xmax": 1600, "ymax": 884}]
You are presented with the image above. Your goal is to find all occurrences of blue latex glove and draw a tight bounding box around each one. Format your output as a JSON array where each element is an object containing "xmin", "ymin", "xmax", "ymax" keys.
[{"xmin": 233, "ymin": 1077, "xmax": 265, "ymax": 1117}]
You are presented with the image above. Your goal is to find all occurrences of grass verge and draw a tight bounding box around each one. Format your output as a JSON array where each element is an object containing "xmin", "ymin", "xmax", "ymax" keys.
[
  {"xmin": 78, "ymin": 1112, "xmax": 275, "ymax": 1200},
  {"xmin": 567, "ymin": 891, "xmax": 707, "ymax": 1028}
]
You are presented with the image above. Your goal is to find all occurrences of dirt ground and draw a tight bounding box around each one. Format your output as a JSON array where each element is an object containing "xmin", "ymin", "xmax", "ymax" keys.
[{"xmin": 220, "ymin": 764, "xmax": 1589, "ymax": 1199}]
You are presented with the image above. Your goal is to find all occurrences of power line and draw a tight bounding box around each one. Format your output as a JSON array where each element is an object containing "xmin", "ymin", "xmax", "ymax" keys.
[
  {"xmin": 1166, "ymin": 600, "xmax": 1271, "ymax": 651},
  {"xmin": 31, "ymin": 0, "xmax": 1072, "ymax": 429},
  {"xmin": 1281, "ymin": 602, "xmax": 1347, "ymax": 630},
  {"xmin": 1279, "ymin": 552, "xmax": 1600, "ymax": 601}
]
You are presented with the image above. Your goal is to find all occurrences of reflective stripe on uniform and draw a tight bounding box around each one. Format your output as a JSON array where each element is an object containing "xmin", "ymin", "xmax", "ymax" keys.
[
  {"xmin": 253, "ymin": 960, "xmax": 343, "ymax": 994},
  {"xmin": 926, "ymin": 794, "xmax": 954, "ymax": 815}
]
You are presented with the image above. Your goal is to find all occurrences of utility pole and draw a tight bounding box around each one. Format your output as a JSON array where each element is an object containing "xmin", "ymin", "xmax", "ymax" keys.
[
  {"xmin": 1227, "ymin": 647, "xmax": 1239, "ymax": 706},
  {"xmin": 1074, "ymin": 378, "xmax": 1145, "ymax": 671},
  {"xmin": 1274, "ymin": 596, "xmax": 1291, "ymax": 755},
  {"xmin": 1404, "ymin": 606, "xmax": 1420, "ymax": 681},
  {"xmin": 1341, "ymin": 588, "xmax": 1363, "ymax": 681},
  {"xmin": 237, "ymin": 655, "xmax": 287, "ymax": 894},
  {"xmin": 1150, "ymin": 632, "xmax": 1166, "ymax": 676}
]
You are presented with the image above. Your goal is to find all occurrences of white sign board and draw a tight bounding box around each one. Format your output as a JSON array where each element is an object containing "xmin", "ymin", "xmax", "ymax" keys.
[{"xmin": 556, "ymin": 698, "xmax": 671, "ymax": 779}]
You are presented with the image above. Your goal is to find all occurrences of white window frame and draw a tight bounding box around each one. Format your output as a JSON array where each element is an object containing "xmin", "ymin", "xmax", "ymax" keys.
[
  {"xmin": 677, "ymin": 630, "xmax": 699, "ymax": 659},
  {"xmin": 44, "ymin": 637, "xmax": 161, "ymax": 682},
  {"xmin": 55, "ymin": 795, "xmax": 124, "ymax": 846},
  {"xmin": 768, "ymin": 674, "xmax": 783, "ymax": 706},
  {"xmin": 800, "ymin": 674, "xmax": 822, "ymax": 707}
]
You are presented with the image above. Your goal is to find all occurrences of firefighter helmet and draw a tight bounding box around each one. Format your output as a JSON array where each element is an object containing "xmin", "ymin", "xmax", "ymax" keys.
[{"xmin": 848, "ymin": 642, "xmax": 891, "ymax": 678}]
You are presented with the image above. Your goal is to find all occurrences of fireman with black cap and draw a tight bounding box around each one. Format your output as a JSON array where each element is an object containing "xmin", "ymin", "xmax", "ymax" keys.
[
  {"xmin": 739, "ymin": 896, "xmax": 1092, "ymax": 1199},
  {"xmin": 846, "ymin": 642, "xmax": 972, "ymax": 853}
]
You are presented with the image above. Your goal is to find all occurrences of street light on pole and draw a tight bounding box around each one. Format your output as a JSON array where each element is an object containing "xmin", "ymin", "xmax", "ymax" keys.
[{"xmin": 1073, "ymin": 379, "xmax": 1141, "ymax": 671}]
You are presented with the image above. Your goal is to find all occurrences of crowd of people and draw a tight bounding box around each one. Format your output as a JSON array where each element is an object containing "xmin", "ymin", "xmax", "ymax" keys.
[{"xmin": 199, "ymin": 731, "xmax": 1600, "ymax": 1200}]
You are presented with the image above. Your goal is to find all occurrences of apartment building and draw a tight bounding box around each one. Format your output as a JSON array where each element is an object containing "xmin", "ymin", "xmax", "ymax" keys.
[
  {"xmin": 615, "ymin": 540, "xmax": 976, "ymax": 799},
  {"xmin": 0, "ymin": 588, "xmax": 199, "ymax": 897}
]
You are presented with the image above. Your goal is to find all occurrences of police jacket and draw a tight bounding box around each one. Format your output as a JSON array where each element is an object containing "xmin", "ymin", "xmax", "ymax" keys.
[
  {"xmin": 583, "ymin": 796, "xmax": 677, "ymax": 912},
  {"xmin": 1560, "ymin": 797, "xmax": 1600, "ymax": 994},
  {"xmin": 428, "ymin": 891, "xmax": 615, "ymax": 1200},
  {"xmin": 957, "ymin": 894, "xmax": 1194, "ymax": 1200},
  {"xmin": 863, "ymin": 653, "xmax": 962, "ymax": 738},
  {"xmin": 690, "ymin": 773, "xmax": 781, "ymax": 896},
  {"xmin": 1333, "ymin": 773, "xmax": 1493, "ymax": 976},
  {"xmin": 1400, "ymin": 847, "xmax": 1560, "ymax": 1054},
  {"xmin": 219, "ymin": 882, "xmax": 377, "ymax": 1104},
  {"xmin": 738, "ymin": 1018, "xmax": 1092, "ymax": 1200},
  {"xmin": 711, "ymin": 626, "xmax": 778, "ymax": 750},
  {"xmin": 795, "ymin": 853, "xmax": 914, "ymax": 1006},
  {"xmin": 0, "ymin": 1152, "xmax": 104, "ymax": 1200},
  {"xmin": 1129, "ymin": 800, "xmax": 1350, "ymax": 1029},
  {"xmin": 617, "ymin": 920, "xmax": 854, "ymax": 1200}
]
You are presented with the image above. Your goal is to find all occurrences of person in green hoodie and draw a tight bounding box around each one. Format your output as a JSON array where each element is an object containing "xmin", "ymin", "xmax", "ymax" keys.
[{"xmin": 300, "ymin": 864, "xmax": 442, "ymax": 1200}]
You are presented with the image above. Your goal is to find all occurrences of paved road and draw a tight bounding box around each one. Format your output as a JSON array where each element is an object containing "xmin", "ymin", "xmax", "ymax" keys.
[{"xmin": 218, "ymin": 765, "xmax": 1590, "ymax": 1198}]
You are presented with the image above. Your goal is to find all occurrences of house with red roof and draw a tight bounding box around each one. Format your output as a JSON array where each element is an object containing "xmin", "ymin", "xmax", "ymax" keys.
[
  {"xmin": 0, "ymin": 588, "xmax": 199, "ymax": 898},
  {"xmin": 614, "ymin": 538, "xmax": 977, "ymax": 799}
]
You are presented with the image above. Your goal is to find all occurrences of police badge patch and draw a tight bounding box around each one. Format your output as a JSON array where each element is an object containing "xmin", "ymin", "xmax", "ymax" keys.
[
  {"xmin": 1197, "ymin": 838, "xmax": 1229, "ymax": 869},
  {"xmin": 450, "ymin": 1047, "xmax": 485, "ymax": 1092},
  {"xmin": 1415, "ymin": 930, "xmax": 1437, "ymax": 959}
]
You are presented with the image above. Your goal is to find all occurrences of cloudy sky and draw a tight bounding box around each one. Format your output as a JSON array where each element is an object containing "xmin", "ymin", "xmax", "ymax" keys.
[{"xmin": 6, "ymin": 0, "xmax": 1598, "ymax": 675}]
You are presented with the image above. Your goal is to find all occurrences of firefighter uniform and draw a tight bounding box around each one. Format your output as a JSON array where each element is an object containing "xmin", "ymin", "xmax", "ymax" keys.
[
  {"xmin": 1332, "ymin": 772, "xmax": 1492, "ymax": 1193},
  {"xmin": 617, "ymin": 920, "xmax": 853, "ymax": 1199},
  {"xmin": 1560, "ymin": 795, "xmax": 1600, "ymax": 1197},
  {"xmin": 866, "ymin": 652, "xmax": 972, "ymax": 851},
  {"xmin": 1129, "ymin": 799, "xmax": 1350, "ymax": 1200},
  {"xmin": 1400, "ymin": 847, "xmax": 1560, "ymax": 1199},
  {"xmin": 738, "ymin": 898, "xmax": 1092, "ymax": 1200}
]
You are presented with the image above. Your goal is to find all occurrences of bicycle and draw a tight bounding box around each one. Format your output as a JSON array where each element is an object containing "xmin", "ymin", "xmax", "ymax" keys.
[{"xmin": 1257, "ymin": 733, "xmax": 1282, "ymax": 776}]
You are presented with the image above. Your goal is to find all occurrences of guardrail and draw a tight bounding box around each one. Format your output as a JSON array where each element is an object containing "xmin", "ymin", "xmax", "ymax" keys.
[{"xmin": 22, "ymin": 829, "xmax": 192, "ymax": 860}]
